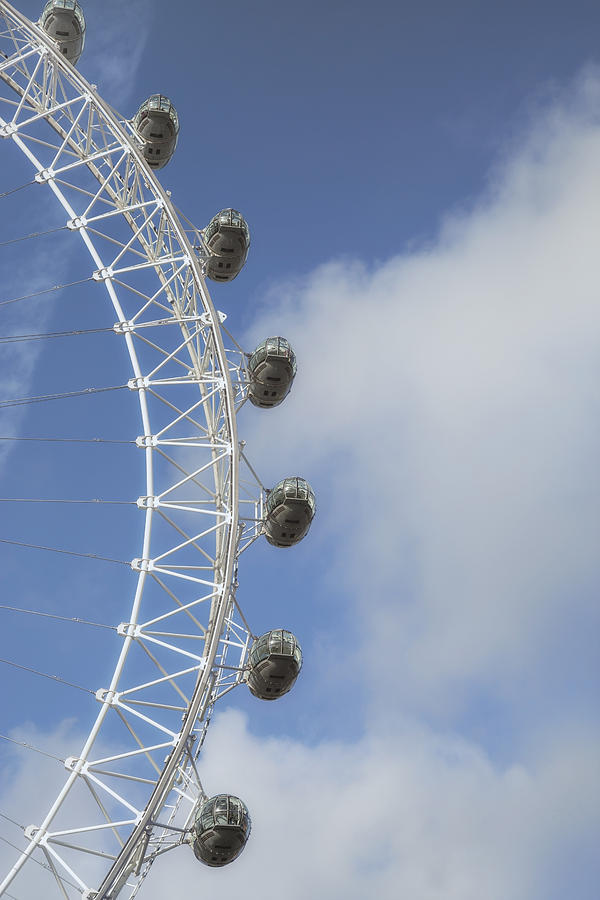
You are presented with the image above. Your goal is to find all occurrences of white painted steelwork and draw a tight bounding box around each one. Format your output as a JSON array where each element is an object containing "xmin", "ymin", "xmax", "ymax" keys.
[{"xmin": 0, "ymin": 3, "xmax": 264, "ymax": 897}]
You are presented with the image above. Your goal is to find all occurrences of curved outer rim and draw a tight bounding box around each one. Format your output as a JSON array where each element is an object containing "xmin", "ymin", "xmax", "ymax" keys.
[{"xmin": 0, "ymin": 3, "xmax": 240, "ymax": 896}]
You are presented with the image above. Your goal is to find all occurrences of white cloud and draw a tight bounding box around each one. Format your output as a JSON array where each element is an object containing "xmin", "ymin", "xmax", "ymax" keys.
[
  {"xmin": 142, "ymin": 709, "xmax": 599, "ymax": 900},
  {"xmin": 0, "ymin": 720, "xmax": 110, "ymax": 898},
  {"xmin": 242, "ymin": 67, "xmax": 600, "ymax": 721},
  {"xmin": 0, "ymin": 241, "xmax": 64, "ymax": 467},
  {"xmin": 76, "ymin": 0, "xmax": 155, "ymax": 109}
]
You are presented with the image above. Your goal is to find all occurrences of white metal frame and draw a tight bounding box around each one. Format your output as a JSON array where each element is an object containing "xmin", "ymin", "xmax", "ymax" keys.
[{"xmin": 0, "ymin": 3, "xmax": 264, "ymax": 897}]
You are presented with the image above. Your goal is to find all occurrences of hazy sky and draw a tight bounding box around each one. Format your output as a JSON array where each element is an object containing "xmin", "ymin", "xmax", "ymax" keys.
[{"xmin": 1, "ymin": 1, "xmax": 599, "ymax": 898}]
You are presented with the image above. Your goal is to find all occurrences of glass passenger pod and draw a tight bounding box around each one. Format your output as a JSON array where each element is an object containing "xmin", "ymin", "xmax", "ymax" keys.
[
  {"xmin": 247, "ymin": 629, "xmax": 303, "ymax": 700},
  {"xmin": 192, "ymin": 794, "xmax": 251, "ymax": 867},
  {"xmin": 204, "ymin": 208, "xmax": 250, "ymax": 282},
  {"xmin": 248, "ymin": 337, "xmax": 297, "ymax": 408},
  {"xmin": 264, "ymin": 476, "xmax": 316, "ymax": 547},
  {"xmin": 132, "ymin": 94, "xmax": 180, "ymax": 170},
  {"xmin": 40, "ymin": 0, "xmax": 86, "ymax": 65}
]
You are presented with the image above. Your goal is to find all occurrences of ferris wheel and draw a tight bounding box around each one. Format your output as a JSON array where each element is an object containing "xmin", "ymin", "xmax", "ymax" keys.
[{"xmin": 0, "ymin": 2, "xmax": 315, "ymax": 897}]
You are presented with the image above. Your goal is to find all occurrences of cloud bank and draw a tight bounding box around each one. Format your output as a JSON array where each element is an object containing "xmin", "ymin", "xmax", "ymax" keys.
[
  {"xmin": 243, "ymin": 66, "xmax": 600, "ymax": 728},
  {"xmin": 145, "ymin": 708, "xmax": 598, "ymax": 900}
]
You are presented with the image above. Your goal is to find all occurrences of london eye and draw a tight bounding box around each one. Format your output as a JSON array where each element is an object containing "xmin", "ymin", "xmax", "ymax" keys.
[{"xmin": 0, "ymin": 3, "xmax": 314, "ymax": 897}]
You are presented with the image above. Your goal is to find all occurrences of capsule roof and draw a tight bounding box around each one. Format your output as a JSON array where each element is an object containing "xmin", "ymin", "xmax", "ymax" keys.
[
  {"xmin": 195, "ymin": 794, "xmax": 250, "ymax": 832},
  {"xmin": 249, "ymin": 337, "xmax": 297, "ymax": 376},
  {"xmin": 42, "ymin": 0, "xmax": 84, "ymax": 23},
  {"xmin": 133, "ymin": 94, "xmax": 179, "ymax": 133},
  {"xmin": 266, "ymin": 477, "xmax": 316, "ymax": 516},
  {"xmin": 249, "ymin": 629, "xmax": 302, "ymax": 667},
  {"xmin": 204, "ymin": 208, "xmax": 250, "ymax": 246}
]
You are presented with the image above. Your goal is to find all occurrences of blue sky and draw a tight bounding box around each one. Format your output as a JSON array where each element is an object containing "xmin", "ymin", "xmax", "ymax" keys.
[{"xmin": 1, "ymin": 1, "xmax": 599, "ymax": 898}]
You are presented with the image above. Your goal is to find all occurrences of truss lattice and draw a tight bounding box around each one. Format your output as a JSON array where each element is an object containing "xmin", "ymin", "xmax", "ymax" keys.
[{"xmin": 0, "ymin": 3, "xmax": 263, "ymax": 898}]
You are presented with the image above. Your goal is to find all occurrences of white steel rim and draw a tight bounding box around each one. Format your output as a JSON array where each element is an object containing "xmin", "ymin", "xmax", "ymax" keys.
[{"xmin": 0, "ymin": 4, "xmax": 262, "ymax": 898}]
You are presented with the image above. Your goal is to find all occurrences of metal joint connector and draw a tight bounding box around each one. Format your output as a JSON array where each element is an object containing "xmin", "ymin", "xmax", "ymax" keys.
[
  {"xmin": 199, "ymin": 310, "xmax": 227, "ymax": 326},
  {"xmin": 64, "ymin": 756, "xmax": 87, "ymax": 774},
  {"xmin": 136, "ymin": 434, "xmax": 157, "ymax": 448},
  {"xmin": 131, "ymin": 557, "xmax": 153, "ymax": 573},
  {"xmin": 128, "ymin": 376, "xmax": 148, "ymax": 391},
  {"xmin": 0, "ymin": 122, "xmax": 18, "ymax": 138},
  {"xmin": 114, "ymin": 320, "xmax": 135, "ymax": 334},
  {"xmin": 67, "ymin": 215, "xmax": 87, "ymax": 230},
  {"xmin": 96, "ymin": 688, "xmax": 119, "ymax": 705},
  {"xmin": 35, "ymin": 167, "xmax": 55, "ymax": 182},
  {"xmin": 137, "ymin": 495, "xmax": 158, "ymax": 509},
  {"xmin": 92, "ymin": 266, "xmax": 113, "ymax": 281}
]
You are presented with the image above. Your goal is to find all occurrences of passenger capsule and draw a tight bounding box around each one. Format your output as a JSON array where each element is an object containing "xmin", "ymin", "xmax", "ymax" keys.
[
  {"xmin": 264, "ymin": 477, "xmax": 315, "ymax": 547},
  {"xmin": 40, "ymin": 0, "xmax": 85, "ymax": 65},
  {"xmin": 204, "ymin": 208, "xmax": 250, "ymax": 282},
  {"xmin": 248, "ymin": 337, "xmax": 296, "ymax": 408},
  {"xmin": 247, "ymin": 629, "xmax": 302, "ymax": 700},
  {"xmin": 192, "ymin": 794, "xmax": 251, "ymax": 867},
  {"xmin": 132, "ymin": 94, "xmax": 179, "ymax": 170}
]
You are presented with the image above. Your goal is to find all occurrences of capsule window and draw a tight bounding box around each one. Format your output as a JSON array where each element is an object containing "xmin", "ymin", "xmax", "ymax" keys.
[
  {"xmin": 270, "ymin": 632, "xmax": 283, "ymax": 653},
  {"xmin": 214, "ymin": 798, "xmax": 228, "ymax": 824},
  {"xmin": 149, "ymin": 132, "xmax": 163, "ymax": 138}
]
